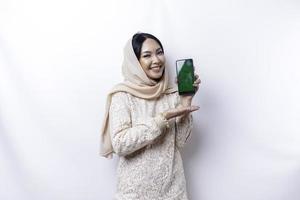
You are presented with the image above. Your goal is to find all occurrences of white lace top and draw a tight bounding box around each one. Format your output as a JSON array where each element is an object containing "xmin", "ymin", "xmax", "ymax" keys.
[{"xmin": 109, "ymin": 91, "xmax": 193, "ymax": 200}]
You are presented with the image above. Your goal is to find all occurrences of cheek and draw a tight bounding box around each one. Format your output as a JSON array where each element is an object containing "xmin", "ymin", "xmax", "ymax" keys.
[
  {"xmin": 139, "ymin": 59, "xmax": 151, "ymax": 69},
  {"xmin": 159, "ymin": 55, "xmax": 166, "ymax": 64}
]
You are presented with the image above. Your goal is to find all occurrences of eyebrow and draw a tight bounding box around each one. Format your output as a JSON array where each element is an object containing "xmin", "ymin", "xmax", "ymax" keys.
[{"xmin": 141, "ymin": 48, "xmax": 162, "ymax": 54}]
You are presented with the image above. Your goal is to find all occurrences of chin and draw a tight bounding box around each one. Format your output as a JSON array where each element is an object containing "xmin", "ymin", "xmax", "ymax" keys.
[
  {"xmin": 148, "ymin": 69, "xmax": 164, "ymax": 81},
  {"xmin": 150, "ymin": 75, "xmax": 163, "ymax": 82}
]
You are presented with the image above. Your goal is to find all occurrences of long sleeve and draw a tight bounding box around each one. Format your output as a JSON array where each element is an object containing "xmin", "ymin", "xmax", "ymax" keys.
[
  {"xmin": 109, "ymin": 92, "xmax": 169, "ymax": 156},
  {"xmin": 172, "ymin": 92, "xmax": 193, "ymax": 150},
  {"xmin": 175, "ymin": 114, "xmax": 193, "ymax": 150}
]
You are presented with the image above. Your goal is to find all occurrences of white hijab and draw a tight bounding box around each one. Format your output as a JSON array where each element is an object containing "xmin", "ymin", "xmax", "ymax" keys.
[{"xmin": 100, "ymin": 38, "xmax": 177, "ymax": 159}]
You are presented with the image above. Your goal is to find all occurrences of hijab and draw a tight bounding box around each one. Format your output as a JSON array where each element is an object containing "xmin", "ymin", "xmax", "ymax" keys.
[{"xmin": 100, "ymin": 37, "xmax": 177, "ymax": 159}]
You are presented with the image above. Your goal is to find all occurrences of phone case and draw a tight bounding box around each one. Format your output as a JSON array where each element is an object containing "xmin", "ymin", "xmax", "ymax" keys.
[{"xmin": 176, "ymin": 58, "xmax": 195, "ymax": 95}]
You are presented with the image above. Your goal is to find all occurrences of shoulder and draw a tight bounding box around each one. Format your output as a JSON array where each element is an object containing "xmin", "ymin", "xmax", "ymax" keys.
[
  {"xmin": 111, "ymin": 92, "xmax": 132, "ymax": 104},
  {"xmin": 109, "ymin": 92, "xmax": 131, "ymax": 113},
  {"xmin": 111, "ymin": 91, "xmax": 128, "ymax": 99}
]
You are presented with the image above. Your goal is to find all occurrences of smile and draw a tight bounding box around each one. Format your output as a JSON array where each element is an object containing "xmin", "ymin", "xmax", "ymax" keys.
[{"xmin": 150, "ymin": 65, "xmax": 161, "ymax": 69}]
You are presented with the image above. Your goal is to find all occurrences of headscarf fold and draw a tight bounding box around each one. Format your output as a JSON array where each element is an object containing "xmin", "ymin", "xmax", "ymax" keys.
[{"xmin": 100, "ymin": 38, "xmax": 177, "ymax": 159}]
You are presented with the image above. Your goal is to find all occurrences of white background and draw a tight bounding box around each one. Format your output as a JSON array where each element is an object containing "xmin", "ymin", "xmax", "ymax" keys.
[{"xmin": 1, "ymin": 0, "xmax": 300, "ymax": 199}]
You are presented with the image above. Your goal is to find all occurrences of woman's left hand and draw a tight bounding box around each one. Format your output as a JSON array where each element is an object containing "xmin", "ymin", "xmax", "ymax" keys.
[{"xmin": 177, "ymin": 72, "xmax": 201, "ymax": 107}]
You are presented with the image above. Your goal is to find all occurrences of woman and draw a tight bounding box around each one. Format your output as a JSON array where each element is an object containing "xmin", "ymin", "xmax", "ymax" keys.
[{"xmin": 100, "ymin": 32, "xmax": 201, "ymax": 200}]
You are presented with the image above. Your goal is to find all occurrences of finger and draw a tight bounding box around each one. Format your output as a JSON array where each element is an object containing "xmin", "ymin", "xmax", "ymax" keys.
[
  {"xmin": 177, "ymin": 106, "xmax": 194, "ymax": 115},
  {"xmin": 194, "ymin": 78, "xmax": 201, "ymax": 84},
  {"xmin": 189, "ymin": 105, "xmax": 200, "ymax": 112},
  {"xmin": 180, "ymin": 106, "xmax": 199, "ymax": 115},
  {"xmin": 193, "ymin": 83, "xmax": 200, "ymax": 91},
  {"xmin": 193, "ymin": 83, "xmax": 198, "ymax": 86},
  {"xmin": 169, "ymin": 106, "xmax": 199, "ymax": 118},
  {"xmin": 181, "ymin": 105, "xmax": 200, "ymax": 113},
  {"xmin": 178, "ymin": 106, "xmax": 190, "ymax": 114},
  {"xmin": 193, "ymin": 82, "xmax": 200, "ymax": 87},
  {"xmin": 193, "ymin": 86, "xmax": 199, "ymax": 93}
]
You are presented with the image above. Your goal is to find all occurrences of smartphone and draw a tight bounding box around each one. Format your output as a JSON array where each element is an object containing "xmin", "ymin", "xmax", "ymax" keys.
[{"xmin": 176, "ymin": 58, "xmax": 195, "ymax": 95}]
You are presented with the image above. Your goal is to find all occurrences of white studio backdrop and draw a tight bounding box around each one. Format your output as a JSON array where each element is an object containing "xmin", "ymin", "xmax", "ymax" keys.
[{"xmin": 1, "ymin": 0, "xmax": 300, "ymax": 199}]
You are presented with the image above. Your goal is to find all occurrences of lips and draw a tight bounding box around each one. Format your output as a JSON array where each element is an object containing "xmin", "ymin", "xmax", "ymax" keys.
[
  {"xmin": 151, "ymin": 66, "xmax": 160, "ymax": 69},
  {"xmin": 150, "ymin": 66, "xmax": 161, "ymax": 73},
  {"xmin": 150, "ymin": 65, "xmax": 161, "ymax": 69}
]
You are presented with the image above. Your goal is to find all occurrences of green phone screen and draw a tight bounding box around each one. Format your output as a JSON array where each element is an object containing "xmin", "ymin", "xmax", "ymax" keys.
[{"xmin": 176, "ymin": 59, "xmax": 195, "ymax": 95}]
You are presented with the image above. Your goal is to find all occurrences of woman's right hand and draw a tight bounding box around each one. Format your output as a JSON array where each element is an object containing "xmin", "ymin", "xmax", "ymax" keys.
[{"xmin": 163, "ymin": 104, "xmax": 200, "ymax": 120}]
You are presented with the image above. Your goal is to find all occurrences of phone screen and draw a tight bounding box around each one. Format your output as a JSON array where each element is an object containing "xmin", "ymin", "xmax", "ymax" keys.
[{"xmin": 176, "ymin": 59, "xmax": 195, "ymax": 95}]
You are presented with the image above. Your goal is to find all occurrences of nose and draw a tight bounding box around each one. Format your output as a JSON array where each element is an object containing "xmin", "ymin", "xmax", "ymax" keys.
[{"xmin": 152, "ymin": 54, "xmax": 160, "ymax": 63}]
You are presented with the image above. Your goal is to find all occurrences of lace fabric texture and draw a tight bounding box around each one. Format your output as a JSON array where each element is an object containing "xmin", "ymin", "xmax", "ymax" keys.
[{"xmin": 109, "ymin": 91, "xmax": 193, "ymax": 200}]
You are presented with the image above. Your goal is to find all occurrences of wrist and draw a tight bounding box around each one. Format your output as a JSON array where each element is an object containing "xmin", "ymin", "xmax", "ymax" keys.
[
  {"xmin": 159, "ymin": 112, "xmax": 170, "ymax": 128},
  {"xmin": 180, "ymin": 97, "xmax": 192, "ymax": 106}
]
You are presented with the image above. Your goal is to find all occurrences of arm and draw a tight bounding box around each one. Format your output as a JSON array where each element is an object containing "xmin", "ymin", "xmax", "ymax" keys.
[
  {"xmin": 170, "ymin": 72, "xmax": 201, "ymax": 150},
  {"xmin": 174, "ymin": 92, "xmax": 194, "ymax": 150},
  {"xmin": 175, "ymin": 113, "xmax": 193, "ymax": 150},
  {"xmin": 109, "ymin": 92, "xmax": 169, "ymax": 156}
]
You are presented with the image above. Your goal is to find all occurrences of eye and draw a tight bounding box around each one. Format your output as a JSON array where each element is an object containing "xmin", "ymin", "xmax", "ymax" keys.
[
  {"xmin": 142, "ymin": 54, "xmax": 151, "ymax": 58},
  {"xmin": 157, "ymin": 50, "xmax": 164, "ymax": 55}
]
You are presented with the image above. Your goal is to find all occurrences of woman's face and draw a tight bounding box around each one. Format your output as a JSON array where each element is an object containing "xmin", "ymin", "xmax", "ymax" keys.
[{"xmin": 139, "ymin": 38, "xmax": 165, "ymax": 81}]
